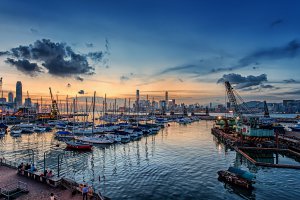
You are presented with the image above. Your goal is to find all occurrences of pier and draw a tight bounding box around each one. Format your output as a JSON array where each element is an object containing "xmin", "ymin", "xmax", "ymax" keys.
[
  {"xmin": 211, "ymin": 127, "xmax": 300, "ymax": 169},
  {"xmin": 0, "ymin": 158, "xmax": 107, "ymax": 200}
]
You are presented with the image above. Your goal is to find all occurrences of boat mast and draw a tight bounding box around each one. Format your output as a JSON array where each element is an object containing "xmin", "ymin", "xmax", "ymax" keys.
[
  {"xmin": 66, "ymin": 95, "xmax": 69, "ymax": 116},
  {"xmin": 73, "ymin": 98, "xmax": 75, "ymax": 134},
  {"xmin": 92, "ymin": 91, "xmax": 96, "ymax": 134},
  {"xmin": 129, "ymin": 98, "xmax": 131, "ymax": 115},
  {"xmin": 85, "ymin": 97, "xmax": 88, "ymax": 129},
  {"xmin": 124, "ymin": 98, "xmax": 127, "ymax": 115}
]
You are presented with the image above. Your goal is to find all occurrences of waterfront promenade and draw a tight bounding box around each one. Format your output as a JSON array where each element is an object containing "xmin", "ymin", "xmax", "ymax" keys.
[{"xmin": 0, "ymin": 165, "xmax": 83, "ymax": 200}]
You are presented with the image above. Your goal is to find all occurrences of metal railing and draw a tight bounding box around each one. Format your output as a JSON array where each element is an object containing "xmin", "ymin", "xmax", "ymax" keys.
[{"xmin": 0, "ymin": 181, "xmax": 28, "ymax": 200}]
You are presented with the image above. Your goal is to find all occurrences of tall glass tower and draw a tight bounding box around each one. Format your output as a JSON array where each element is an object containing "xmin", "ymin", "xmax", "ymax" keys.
[
  {"xmin": 8, "ymin": 92, "xmax": 14, "ymax": 103},
  {"xmin": 16, "ymin": 81, "xmax": 22, "ymax": 107}
]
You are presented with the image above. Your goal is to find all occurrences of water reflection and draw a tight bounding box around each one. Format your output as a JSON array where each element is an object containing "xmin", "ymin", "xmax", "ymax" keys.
[{"xmin": 1, "ymin": 122, "xmax": 300, "ymax": 199}]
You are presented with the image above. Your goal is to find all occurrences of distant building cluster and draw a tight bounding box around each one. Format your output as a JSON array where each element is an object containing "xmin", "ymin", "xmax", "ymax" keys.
[
  {"xmin": 0, "ymin": 79, "xmax": 37, "ymax": 114},
  {"xmin": 1, "ymin": 80, "xmax": 300, "ymax": 115}
]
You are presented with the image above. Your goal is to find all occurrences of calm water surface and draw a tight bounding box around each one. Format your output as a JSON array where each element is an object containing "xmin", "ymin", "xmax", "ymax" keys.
[{"xmin": 1, "ymin": 121, "xmax": 300, "ymax": 200}]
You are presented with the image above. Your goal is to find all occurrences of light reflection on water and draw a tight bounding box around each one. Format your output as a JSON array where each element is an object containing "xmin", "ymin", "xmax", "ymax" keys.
[{"xmin": 1, "ymin": 121, "xmax": 300, "ymax": 200}]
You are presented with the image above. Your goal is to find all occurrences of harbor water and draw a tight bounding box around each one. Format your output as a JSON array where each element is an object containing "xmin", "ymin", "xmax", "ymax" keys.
[{"xmin": 1, "ymin": 121, "xmax": 300, "ymax": 199}]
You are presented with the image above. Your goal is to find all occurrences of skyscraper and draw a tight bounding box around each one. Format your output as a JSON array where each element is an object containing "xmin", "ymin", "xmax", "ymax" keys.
[
  {"xmin": 136, "ymin": 89, "xmax": 140, "ymax": 112},
  {"xmin": 8, "ymin": 92, "xmax": 14, "ymax": 103},
  {"xmin": 165, "ymin": 91, "xmax": 168, "ymax": 102},
  {"xmin": 16, "ymin": 81, "xmax": 22, "ymax": 107},
  {"xmin": 24, "ymin": 98, "xmax": 32, "ymax": 107},
  {"xmin": 165, "ymin": 91, "xmax": 169, "ymax": 110}
]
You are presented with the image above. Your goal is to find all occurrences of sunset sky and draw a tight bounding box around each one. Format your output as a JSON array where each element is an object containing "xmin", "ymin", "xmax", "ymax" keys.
[{"xmin": 1, "ymin": 0, "xmax": 300, "ymax": 104}]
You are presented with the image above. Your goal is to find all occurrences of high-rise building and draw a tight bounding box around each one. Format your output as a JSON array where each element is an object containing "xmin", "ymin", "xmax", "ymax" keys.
[
  {"xmin": 136, "ymin": 89, "xmax": 140, "ymax": 112},
  {"xmin": 165, "ymin": 91, "xmax": 169, "ymax": 110},
  {"xmin": 8, "ymin": 92, "xmax": 14, "ymax": 103},
  {"xmin": 24, "ymin": 98, "xmax": 32, "ymax": 107},
  {"xmin": 16, "ymin": 81, "xmax": 22, "ymax": 107}
]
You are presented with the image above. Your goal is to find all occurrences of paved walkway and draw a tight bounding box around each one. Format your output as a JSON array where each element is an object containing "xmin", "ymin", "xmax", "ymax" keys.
[{"xmin": 0, "ymin": 166, "xmax": 83, "ymax": 200}]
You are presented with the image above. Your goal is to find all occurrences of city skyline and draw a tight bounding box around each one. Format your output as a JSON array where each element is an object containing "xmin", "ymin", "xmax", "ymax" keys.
[{"xmin": 1, "ymin": 0, "xmax": 300, "ymax": 104}]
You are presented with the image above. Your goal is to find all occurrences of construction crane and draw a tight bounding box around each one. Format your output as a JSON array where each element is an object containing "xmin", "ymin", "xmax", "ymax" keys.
[
  {"xmin": 225, "ymin": 81, "xmax": 242, "ymax": 119},
  {"xmin": 49, "ymin": 87, "xmax": 60, "ymax": 119}
]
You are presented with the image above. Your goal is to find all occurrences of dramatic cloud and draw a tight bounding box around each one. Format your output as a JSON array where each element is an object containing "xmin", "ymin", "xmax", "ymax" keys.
[
  {"xmin": 87, "ymin": 52, "xmax": 103, "ymax": 62},
  {"xmin": 158, "ymin": 58, "xmax": 227, "ymax": 77},
  {"xmin": 120, "ymin": 75, "xmax": 130, "ymax": 81},
  {"xmin": 0, "ymin": 39, "xmax": 108, "ymax": 79},
  {"xmin": 86, "ymin": 43, "xmax": 94, "ymax": 48},
  {"xmin": 273, "ymin": 89, "xmax": 300, "ymax": 96},
  {"xmin": 217, "ymin": 73, "xmax": 267, "ymax": 89},
  {"xmin": 178, "ymin": 78, "xmax": 184, "ymax": 82},
  {"xmin": 76, "ymin": 76, "xmax": 84, "ymax": 81},
  {"xmin": 78, "ymin": 90, "xmax": 85, "ymax": 94},
  {"xmin": 120, "ymin": 73, "xmax": 135, "ymax": 82},
  {"xmin": 283, "ymin": 79, "xmax": 296, "ymax": 83},
  {"xmin": 30, "ymin": 28, "xmax": 38, "ymax": 34},
  {"xmin": 5, "ymin": 58, "xmax": 42, "ymax": 76},
  {"xmin": 260, "ymin": 84, "xmax": 276, "ymax": 89},
  {"xmin": 270, "ymin": 19, "xmax": 283, "ymax": 27},
  {"xmin": 0, "ymin": 51, "xmax": 9, "ymax": 56},
  {"xmin": 238, "ymin": 40, "xmax": 300, "ymax": 67},
  {"xmin": 157, "ymin": 40, "xmax": 300, "ymax": 78}
]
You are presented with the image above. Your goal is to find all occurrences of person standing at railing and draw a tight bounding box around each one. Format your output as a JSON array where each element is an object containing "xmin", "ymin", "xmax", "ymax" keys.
[
  {"xmin": 47, "ymin": 170, "xmax": 54, "ymax": 178},
  {"xmin": 18, "ymin": 162, "xmax": 24, "ymax": 171},
  {"xmin": 82, "ymin": 185, "xmax": 89, "ymax": 200},
  {"xmin": 25, "ymin": 163, "xmax": 30, "ymax": 170},
  {"xmin": 30, "ymin": 164, "xmax": 36, "ymax": 172}
]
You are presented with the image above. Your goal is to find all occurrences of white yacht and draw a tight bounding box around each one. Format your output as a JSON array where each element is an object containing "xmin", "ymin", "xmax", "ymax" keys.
[{"xmin": 77, "ymin": 135, "xmax": 114, "ymax": 144}]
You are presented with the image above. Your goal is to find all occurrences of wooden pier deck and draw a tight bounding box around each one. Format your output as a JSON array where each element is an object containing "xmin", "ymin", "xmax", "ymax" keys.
[{"xmin": 0, "ymin": 165, "xmax": 83, "ymax": 200}]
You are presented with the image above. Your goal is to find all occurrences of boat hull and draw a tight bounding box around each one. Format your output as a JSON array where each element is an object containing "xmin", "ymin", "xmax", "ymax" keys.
[
  {"xmin": 217, "ymin": 170, "xmax": 253, "ymax": 189},
  {"xmin": 66, "ymin": 142, "xmax": 92, "ymax": 150}
]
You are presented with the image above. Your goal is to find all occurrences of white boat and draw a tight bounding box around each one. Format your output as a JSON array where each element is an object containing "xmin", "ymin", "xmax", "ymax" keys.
[
  {"xmin": 73, "ymin": 128, "xmax": 94, "ymax": 135},
  {"xmin": 11, "ymin": 129, "xmax": 22, "ymax": 134},
  {"xmin": 105, "ymin": 134, "xmax": 122, "ymax": 143},
  {"xmin": 10, "ymin": 129, "xmax": 22, "ymax": 137},
  {"xmin": 289, "ymin": 121, "xmax": 300, "ymax": 132},
  {"xmin": 77, "ymin": 135, "xmax": 114, "ymax": 144},
  {"xmin": 130, "ymin": 131, "xmax": 139, "ymax": 139},
  {"xmin": 94, "ymin": 124, "xmax": 119, "ymax": 133},
  {"xmin": 34, "ymin": 127, "xmax": 46, "ymax": 133},
  {"xmin": 19, "ymin": 123, "xmax": 35, "ymax": 128}
]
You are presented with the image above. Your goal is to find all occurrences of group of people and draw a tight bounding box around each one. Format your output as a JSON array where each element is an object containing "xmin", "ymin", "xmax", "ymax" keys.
[
  {"xmin": 42, "ymin": 169, "xmax": 54, "ymax": 178},
  {"xmin": 78, "ymin": 183, "xmax": 94, "ymax": 200},
  {"xmin": 17, "ymin": 162, "xmax": 36, "ymax": 173},
  {"xmin": 17, "ymin": 162, "xmax": 55, "ymax": 178}
]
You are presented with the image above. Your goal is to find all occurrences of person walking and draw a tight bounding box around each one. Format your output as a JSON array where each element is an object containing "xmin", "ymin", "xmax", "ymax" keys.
[
  {"xmin": 82, "ymin": 185, "xmax": 88, "ymax": 200},
  {"xmin": 50, "ymin": 193, "xmax": 56, "ymax": 200}
]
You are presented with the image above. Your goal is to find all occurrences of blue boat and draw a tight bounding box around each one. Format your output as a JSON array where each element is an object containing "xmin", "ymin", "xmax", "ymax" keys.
[
  {"xmin": 228, "ymin": 167, "xmax": 255, "ymax": 182},
  {"xmin": 55, "ymin": 130, "xmax": 74, "ymax": 139}
]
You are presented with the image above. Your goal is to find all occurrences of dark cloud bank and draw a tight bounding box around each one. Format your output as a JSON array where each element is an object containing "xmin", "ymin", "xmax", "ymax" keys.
[
  {"xmin": 217, "ymin": 73, "xmax": 279, "ymax": 91},
  {"xmin": 0, "ymin": 39, "xmax": 108, "ymax": 80}
]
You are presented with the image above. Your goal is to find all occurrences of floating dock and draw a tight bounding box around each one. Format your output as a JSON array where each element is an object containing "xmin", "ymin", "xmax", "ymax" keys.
[{"xmin": 211, "ymin": 127, "xmax": 300, "ymax": 169}]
